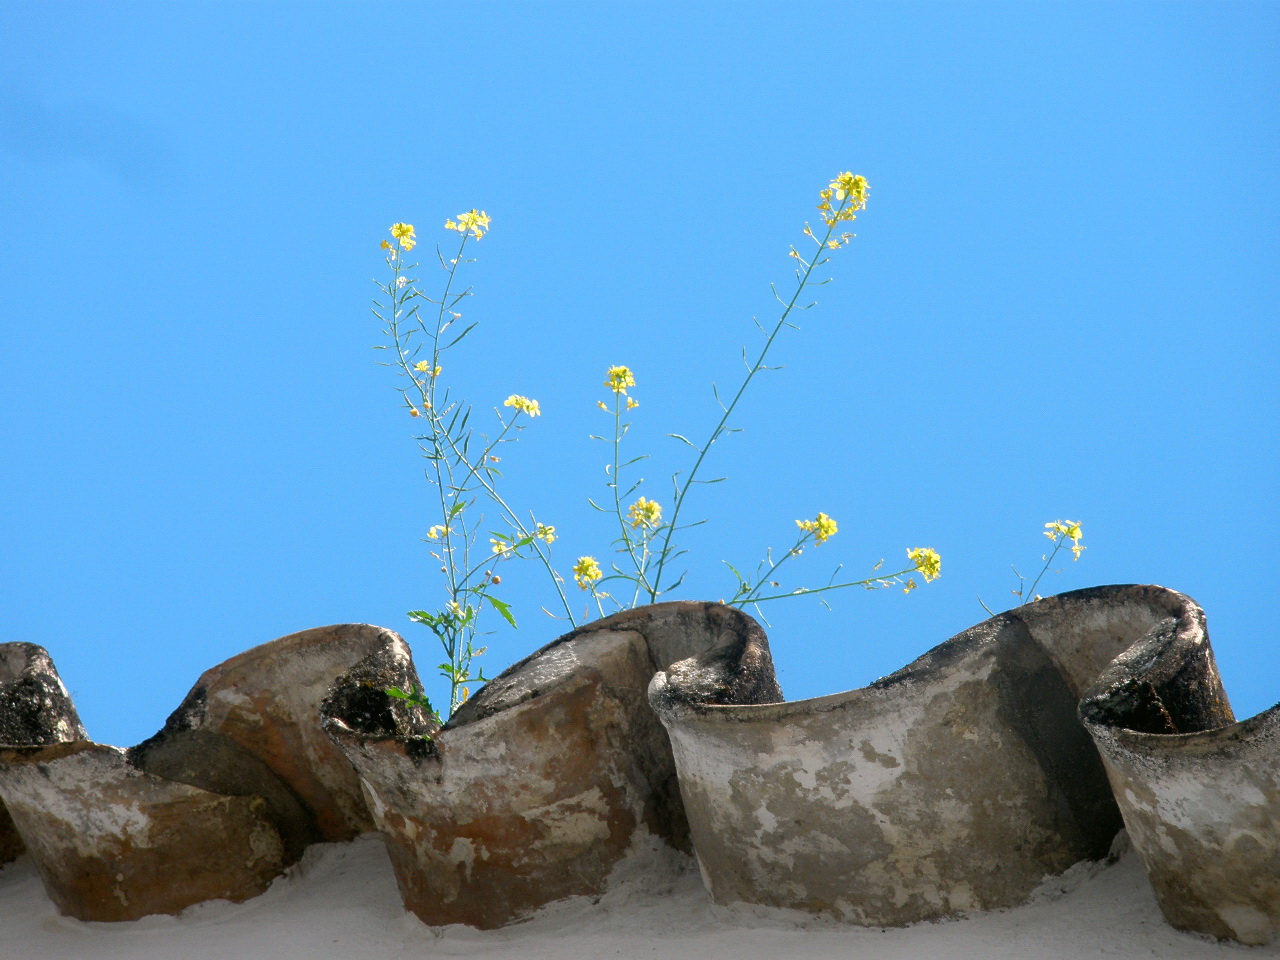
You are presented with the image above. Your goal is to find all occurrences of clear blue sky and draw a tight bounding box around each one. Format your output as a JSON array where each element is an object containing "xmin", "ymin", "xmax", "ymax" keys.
[{"xmin": 2, "ymin": 2, "xmax": 1276, "ymax": 747}]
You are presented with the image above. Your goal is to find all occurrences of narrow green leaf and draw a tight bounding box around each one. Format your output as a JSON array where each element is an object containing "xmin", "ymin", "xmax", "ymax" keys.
[
  {"xmin": 446, "ymin": 322, "xmax": 479, "ymax": 349},
  {"xmin": 482, "ymin": 593, "xmax": 518, "ymax": 628}
]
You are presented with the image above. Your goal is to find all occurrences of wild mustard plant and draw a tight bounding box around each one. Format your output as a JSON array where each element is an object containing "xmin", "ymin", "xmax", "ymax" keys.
[
  {"xmin": 375, "ymin": 173, "xmax": 945, "ymax": 717},
  {"xmin": 574, "ymin": 173, "xmax": 942, "ymax": 620},
  {"xmin": 979, "ymin": 520, "xmax": 1086, "ymax": 615},
  {"xmin": 372, "ymin": 213, "xmax": 573, "ymax": 721}
]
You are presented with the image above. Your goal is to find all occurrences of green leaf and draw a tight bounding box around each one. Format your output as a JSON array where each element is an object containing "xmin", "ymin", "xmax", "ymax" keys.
[
  {"xmin": 448, "ymin": 501, "xmax": 467, "ymax": 519},
  {"xmin": 445, "ymin": 322, "xmax": 478, "ymax": 349},
  {"xmin": 482, "ymin": 593, "xmax": 518, "ymax": 629}
]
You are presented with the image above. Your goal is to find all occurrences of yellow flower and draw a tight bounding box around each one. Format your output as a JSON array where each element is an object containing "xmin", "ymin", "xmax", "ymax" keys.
[
  {"xmin": 820, "ymin": 174, "xmax": 869, "ymax": 227},
  {"xmin": 408, "ymin": 406, "xmax": 421, "ymax": 418},
  {"xmin": 908, "ymin": 547, "xmax": 941, "ymax": 582},
  {"xmin": 504, "ymin": 395, "xmax": 541, "ymax": 417},
  {"xmin": 605, "ymin": 365, "xmax": 636, "ymax": 394},
  {"xmin": 390, "ymin": 223, "xmax": 416, "ymax": 251},
  {"xmin": 628, "ymin": 497, "xmax": 662, "ymax": 529},
  {"xmin": 414, "ymin": 361, "xmax": 442, "ymax": 376},
  {"xmin": 1045, "ymin": 520, "xmax": 1085, "ymax": 560},
  {"xmin": 535, "ymin": 522, "xmax": 556, "ymax": 544},
  {"xmin": 380, "ymin": 239, "xmax": 392, "ymax": 251},
  {"xmin": 829, "ymin": 173, "xmax": 869, "ymax": 204},
  {"xmin": 573, "ymin": 556, "xmax": 602, "ymax": 590},
  {"xmin": 903, "ymin": 577, "xmax": 918, "ymax": 594},
  {"xmin": 445, "ymin": 210, "xmax": 492, "ymax": 239},
  {"xmin": 597, "ymin": 400, "xmax": 608, "ymax": 411},
  {"xmin": 796, "ymin": 512, "xmax": 838, "ymax": 545},
  {"xmin": 626, "ymin": 397, "xmax": 639, "ymax": 410},
  {"xmin": 426, "ymin": 524, "xmax": 448, "ymax": 540},
  {"xmin": 490, "ymin": 538, "xmax": 513, "ymax": 557}
]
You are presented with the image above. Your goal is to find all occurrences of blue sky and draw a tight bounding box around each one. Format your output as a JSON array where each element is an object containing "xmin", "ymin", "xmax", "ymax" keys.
[{"xmin": 1, "ymin": 2, "xmax": 1276, "ymax": 747}]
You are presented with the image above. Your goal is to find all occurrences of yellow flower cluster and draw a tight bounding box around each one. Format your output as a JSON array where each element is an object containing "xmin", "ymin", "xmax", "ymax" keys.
[
  {"xmin": 573, "ymin": 556, "xmax": 602, "ymax": 590},
  {"xmin": 490, "ymin": 538, "xmax": 513, "ymax": 557},
  {"xmin": 414, "ymin": 361, "xmax": 442, "ymax": 376},
  {"xmin": 534, "ymin": 522, "xmax": 556, "ymax": 544},
  {"xmin": 426, "ymin": 524, "xmax": 448, "ymax": 540},
  {"xmin": 504, "ymin": 395, "xmax": 541, "ymax": 417},
  {"xmin": 627, "ymin": 497, "xmax": 662, "ymax": 529},
  {"xmin": 831, "ymin": 173, "xmax": 869, "ymax": 204},
  {"xmin": 390, "ymin": 223, "xmax": 416, "ymax": 251},
  {"xmin": 817, "ymin": 173, "xmax": 869, "ymax": 229},
  {"xmin": 1045, "ymin": 521, "xmax": 1085, "ymax": 560},
  {"xmin": 605, "ymin": 365, "xmax": 636, "ymax": 394},
  {"xmin": 908, "ymin": 547, "xmax": 942, "ymax": 582},
  {"xmin": 796, "ymin": 512, "xmax": 838, "ymax": 545},
  {"xmin": 445, "ymin": 210, "xmax": 492, "ymax": 240}
]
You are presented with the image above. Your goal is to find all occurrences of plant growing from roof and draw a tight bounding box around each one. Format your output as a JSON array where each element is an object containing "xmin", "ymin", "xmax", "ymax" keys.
[
  {"xmin": 374, "ymin": 174, "xmax": 945, "ymax": 719},
  {"xmin": 578, "ymin": 175, "xmax": 939, "ymax": 622},
  {"xmin": 979, "ymin": 520, "xmax": 1087, "ymax": 615},
  {"xmin": 372, "ymin": 214, "xmax": 570, "ymax": 721}
]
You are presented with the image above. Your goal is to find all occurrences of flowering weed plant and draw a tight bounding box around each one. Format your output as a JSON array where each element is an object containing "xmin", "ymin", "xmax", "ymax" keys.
[
  {"xmin": 978, "ymin": 520, "xmax": 1087, "ymax": 615},
  {"xmin": 372, "ymin": 213, "xmax": 572, "ymax": 721},
  {"xmin": 374, "ymin": 175, "xmax": 946, "ymax": 721}
]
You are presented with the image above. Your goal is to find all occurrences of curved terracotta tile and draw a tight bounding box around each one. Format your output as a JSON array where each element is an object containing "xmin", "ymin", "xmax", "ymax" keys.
[
  {"xmin": 324, "ymin": 601, "xmax": 778, "ymax": 928},
  {"xmin": 0, "ymin": 741, "xmax": 284, "ymax": 921},
  {"xmin": 650, "ymin": 585, "xmax": 1275, "ymax": 945},
  {"xmin": 1079, "ymin": 590, "xmax": 1278, "ymax": 946}
]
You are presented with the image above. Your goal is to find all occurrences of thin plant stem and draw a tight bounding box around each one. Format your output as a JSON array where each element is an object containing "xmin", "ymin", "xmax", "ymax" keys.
[
  {"xmin": 650, "ymin": 197, "xmax": 856, "ymax": 600},
  {"xmin": 733, "ymin": 533, "xmax": 814, "ymax": 604},
  {"xmin": 1021, "ymin": 536, "xmax": 1067, "ymax": 604},
  {"xmin": 432, "ymin": 421, "xmax": 577, "ymax": 625},
  {"xmin": 609, "ymin": 391, "xmax": 651, "ymax": 598},
  {"xmin": 737, "ymin": 564, "xmax": 921, "ymax": 605}
]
